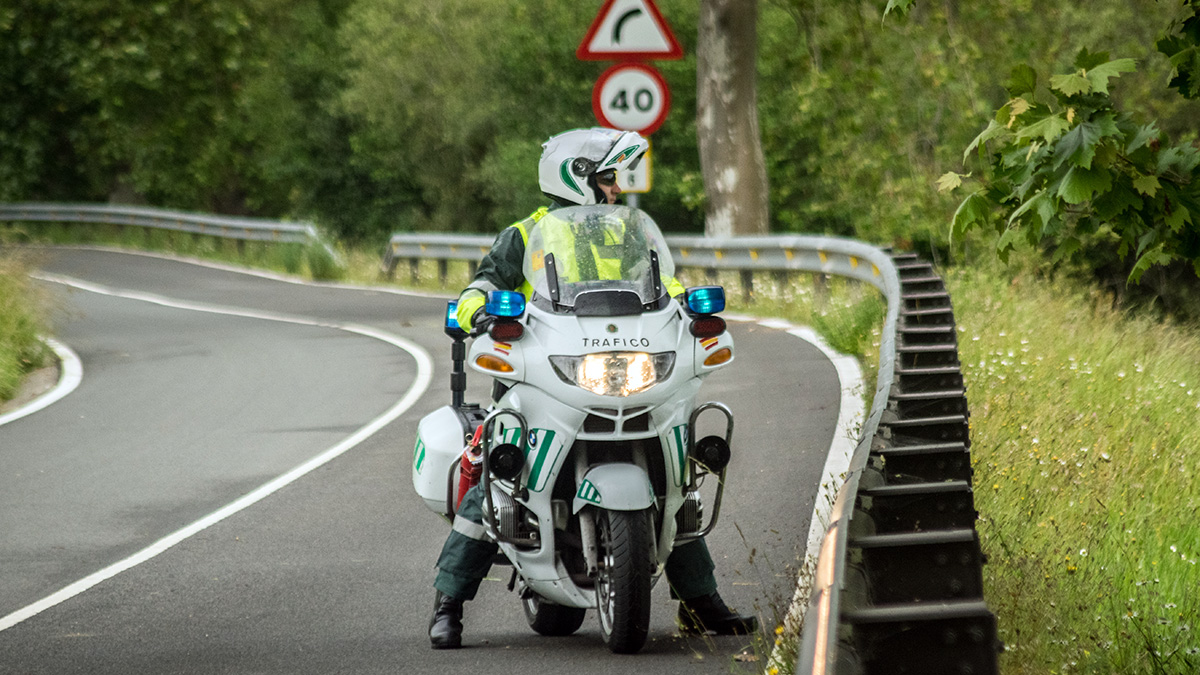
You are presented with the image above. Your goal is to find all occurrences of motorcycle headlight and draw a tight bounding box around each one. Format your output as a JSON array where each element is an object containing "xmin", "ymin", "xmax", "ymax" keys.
[{"xmin": 549, "ymin": 352, "xmax": 675, "ymax": 397}]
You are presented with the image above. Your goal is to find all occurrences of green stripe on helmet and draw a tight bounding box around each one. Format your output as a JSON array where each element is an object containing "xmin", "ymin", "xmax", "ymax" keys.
[{"xmin": 559, "ymin": 160, "xmax": 585, "ymax": 196}]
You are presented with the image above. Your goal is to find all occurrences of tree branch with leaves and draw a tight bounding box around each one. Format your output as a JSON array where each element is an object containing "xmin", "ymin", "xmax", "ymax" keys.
[{"xmin": 939, "ymin": 1, "xmax": 1200, "ymax": 285}]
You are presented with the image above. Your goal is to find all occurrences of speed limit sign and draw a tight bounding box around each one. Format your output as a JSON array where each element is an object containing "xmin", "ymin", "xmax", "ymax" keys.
[{"xmin": 592, "ymin": 63, "xmax": 671, "ymax": 135}]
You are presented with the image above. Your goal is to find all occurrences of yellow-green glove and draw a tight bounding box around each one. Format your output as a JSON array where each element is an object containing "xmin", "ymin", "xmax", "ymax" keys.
[
  {"xmin": 456, "ymin": 289, "xmax": 486, "ymax": 333},
  {"xmin": 665, "ymin": 276, "xmax": 685, "ymax": 299}
]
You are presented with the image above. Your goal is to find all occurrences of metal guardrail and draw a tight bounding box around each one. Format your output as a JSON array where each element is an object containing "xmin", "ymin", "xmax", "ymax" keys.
[
  {"xmin": 384, "ymin": 230, "xmax": 1000, "ymax": 673},
  {"xmin": 0, "ymin": 202, "xmax": 322, "ymax": 245},
  {"xmin": 797, "ymin": 251, "xmax": 1000, "ymax": 674},
  {"xmin": 384, "ymin": 232, "xmax": 892, "ymax": 292}
]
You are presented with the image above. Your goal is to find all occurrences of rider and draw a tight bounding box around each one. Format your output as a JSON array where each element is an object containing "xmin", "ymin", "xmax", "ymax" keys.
[{"xmin": 429, "ymin": 127, "xmax": 758, "ymax": 649}]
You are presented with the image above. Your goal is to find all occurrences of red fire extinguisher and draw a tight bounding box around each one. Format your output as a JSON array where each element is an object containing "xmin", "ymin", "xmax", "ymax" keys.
[{"xmin": 456, "ymin": 425, "xmax": 484, "ymax": 510}]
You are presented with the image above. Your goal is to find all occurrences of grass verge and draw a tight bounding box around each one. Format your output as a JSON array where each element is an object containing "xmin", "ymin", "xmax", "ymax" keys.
[
  {"xmin": 1, "ymin": 221, "xmax": 345, "ymax": 281},
  {"xmin": 949, "ymin": 259, "xmax": 1200, "ymax": 674},
  {"xmin": 0, "ymin": 248, "xmax": 52, "ymax": 404}
]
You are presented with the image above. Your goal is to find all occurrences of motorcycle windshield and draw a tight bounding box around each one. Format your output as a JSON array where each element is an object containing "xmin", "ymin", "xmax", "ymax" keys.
[{"xmin": 523, "ymin": 205, "xmax": 676, "ymax": 313}]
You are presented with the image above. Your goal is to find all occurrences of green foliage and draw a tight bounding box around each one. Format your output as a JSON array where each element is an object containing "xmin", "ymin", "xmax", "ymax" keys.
[
  {"xmin": 758, "ymin": 1, "xmax": 1096, "ymax": 254},
  {"xmin": 936, "ymin": 1, "xmax": 1200, "ymax": 318},
  {"xmin": 0, "ymin": 2, "xmax": 102, "ymax": 201},
  {"xmin": 1157, "ymin": 0, "xmax": 1200, "ymax": 99},
  {"xmin": 945, "ymin": 45, "xmax": 1200, "ymax": 286},
  {"xmin": 0, "ymin": 0, "xmax": 393, "ymax": 239},
  {"xmin": 1, "ymin": 0, "xmax": 260, "ymax": 204},
  {"xmin": 304, "ymin": 241, "xmax": 345, "ymax": 280},
  {"xmin": 765, "ymin": 0, "xmax": 1200, "ymax": 270},
  {"xmin": 882, "ymin": 0, "xmax": 915, "ymax": 19},
  {"xmin": 276, "ymin": 243, "xmax": 306, "ymax": 275},
  {"xmin": 233, "ymin": 0, "xmax": 407, "ymax": 243},
  {"xmin": 761, "ymin": 3, "xmax": 928, "ymax": 240},
  {"xmin": 812, "ymin": 292, "xmax": 885, "ymax": 358}
]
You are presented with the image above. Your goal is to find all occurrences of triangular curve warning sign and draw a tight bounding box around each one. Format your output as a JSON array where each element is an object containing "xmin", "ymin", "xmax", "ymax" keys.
[{"xmin": 577, "ymin": 0, "xmax": 684, "ymax": 61}]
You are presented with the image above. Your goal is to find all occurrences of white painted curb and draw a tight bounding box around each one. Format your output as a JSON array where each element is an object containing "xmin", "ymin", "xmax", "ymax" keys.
[{"xmin": 0, "ymin": 338, "xmax": 83, "ymax": 428}]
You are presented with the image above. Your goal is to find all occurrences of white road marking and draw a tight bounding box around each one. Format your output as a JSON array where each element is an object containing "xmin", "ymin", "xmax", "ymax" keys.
[
  {"xmin": 0, "ymin": 338, "xmax": 82, "ymax": 427},
  {"xmin": 0, "ymin": 273, "xmax": 434, "ymax": 632}
]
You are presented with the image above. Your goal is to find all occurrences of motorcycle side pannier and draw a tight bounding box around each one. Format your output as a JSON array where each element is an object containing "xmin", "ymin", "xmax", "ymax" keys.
[{"xmin": 412, "ymin": 405, "xmax": 471, "ymax": 515}]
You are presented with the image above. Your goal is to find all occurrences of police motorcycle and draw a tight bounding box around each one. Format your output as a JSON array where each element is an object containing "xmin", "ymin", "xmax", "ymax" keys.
[{"xmin": 412, "ymin": 204, "xmax": 737, "ymax": 654}]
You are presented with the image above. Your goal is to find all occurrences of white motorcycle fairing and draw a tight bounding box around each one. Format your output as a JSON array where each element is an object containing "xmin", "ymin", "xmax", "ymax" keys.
[{"xmin": 473, "ymin": 303, "xmax": 722, "ymax": 583}]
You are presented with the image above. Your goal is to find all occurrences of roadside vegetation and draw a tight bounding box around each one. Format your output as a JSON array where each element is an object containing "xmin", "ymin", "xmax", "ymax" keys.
[
  {"xmin": 952, "ymin": 256, "xmax": 1200, "ymax": 674},
  {"xmin": 0, "ymin": 221, "xmax": 345, "ymax": 282},
  {"xmin": 0, "ymin": 248, "xmax": 50, "ymax": 404}
]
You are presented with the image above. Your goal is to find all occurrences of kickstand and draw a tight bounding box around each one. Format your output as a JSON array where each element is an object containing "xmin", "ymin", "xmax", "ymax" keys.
[{"xmin": 507, "ymin": 568, "xmax": 518, "ymax": 593}]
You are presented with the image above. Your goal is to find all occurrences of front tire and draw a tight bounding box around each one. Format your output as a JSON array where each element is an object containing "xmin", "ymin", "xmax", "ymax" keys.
[
  {"xmin": 523, "ymin": 592, "xmax": 586, "ymax": 636},
  {"xmin": 594, "ymin": 508, "xmax": 654, "ymax": 654}
]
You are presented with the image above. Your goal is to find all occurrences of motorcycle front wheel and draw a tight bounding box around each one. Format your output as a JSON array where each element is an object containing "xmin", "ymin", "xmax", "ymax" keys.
[
  {"xmin": 594, "ymin": 508, "xmax": 654, "ymax": 654},
  {"xmin": 523, "ymin": 592, "xmax": 587, "ymax": 636}
]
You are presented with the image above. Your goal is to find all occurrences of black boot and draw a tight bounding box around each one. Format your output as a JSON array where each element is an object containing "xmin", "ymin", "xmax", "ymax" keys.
[
  {"xmin": 429, "ymin": 591, "xmax": 464, "ymax": 649},
  {"xmin": 677, "ymin": 592, "xmax": 758, "ymax": 635}
]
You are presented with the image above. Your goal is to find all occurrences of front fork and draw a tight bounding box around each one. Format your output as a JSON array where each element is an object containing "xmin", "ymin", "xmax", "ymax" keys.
[{"xmin": 578, "ymin": 446, "xmax": 600, "ymax": 578}]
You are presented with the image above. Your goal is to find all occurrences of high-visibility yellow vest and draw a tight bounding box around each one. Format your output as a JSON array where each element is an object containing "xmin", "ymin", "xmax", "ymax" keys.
[{"xmin": 519, "ymin": 209, "xmax": 683, "ymax": 299}]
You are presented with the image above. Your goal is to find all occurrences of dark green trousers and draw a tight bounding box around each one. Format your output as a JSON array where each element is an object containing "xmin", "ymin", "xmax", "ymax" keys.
[{"xmin": 434, "ymin": 484, "xmax": 718, "ymax": 601}]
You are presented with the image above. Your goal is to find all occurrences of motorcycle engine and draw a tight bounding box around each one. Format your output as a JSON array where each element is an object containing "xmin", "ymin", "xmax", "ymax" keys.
[
  {"xmin": 675, "ymin": 491, "xmax": 704, "ymax": 536},
  {"xmin": 491, "ymin": 489, "xmax": 539, "ymax": 543}
]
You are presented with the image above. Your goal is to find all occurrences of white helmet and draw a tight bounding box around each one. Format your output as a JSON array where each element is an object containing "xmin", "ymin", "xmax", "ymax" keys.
[{"xmin": 538, "ymin": 128, "xmax": 648, "ymax": 205}]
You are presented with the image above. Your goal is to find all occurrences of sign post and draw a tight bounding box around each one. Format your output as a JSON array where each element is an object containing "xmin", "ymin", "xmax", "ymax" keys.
[{"xmin": 577, "ymin": 0, "xmax": 682, "ymax": 198}]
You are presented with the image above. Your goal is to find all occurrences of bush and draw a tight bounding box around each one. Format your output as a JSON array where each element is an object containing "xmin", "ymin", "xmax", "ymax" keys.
[{"xmin": 305, "ymin": 241, "xmax": 345, "ymax": 281}]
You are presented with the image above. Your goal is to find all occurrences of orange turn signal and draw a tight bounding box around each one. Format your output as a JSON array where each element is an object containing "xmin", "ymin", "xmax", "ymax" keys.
[
  {"xmin": 475, "ymin": 354, "xmax": 515, "ymax": 373},
  {"xmin": 703, "ymin": 347, "xmax": 732, "ymax": 367}
]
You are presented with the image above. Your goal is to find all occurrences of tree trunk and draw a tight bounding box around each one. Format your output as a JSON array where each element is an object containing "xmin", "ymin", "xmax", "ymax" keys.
[{"xmin": 696, "ymin": 0, "xmax": 769, "ymax": 237}]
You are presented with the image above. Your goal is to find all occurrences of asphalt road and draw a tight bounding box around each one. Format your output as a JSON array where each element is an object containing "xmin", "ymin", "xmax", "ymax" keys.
[{"xmin": 0, "ymin": 248, "xmax": 844, "ymax": 675}]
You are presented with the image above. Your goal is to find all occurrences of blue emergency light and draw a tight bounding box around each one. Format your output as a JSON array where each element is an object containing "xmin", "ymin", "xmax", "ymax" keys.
[
  {"xmin": 444, "ymin": 300, "xmax": 466, "ymax": 338},
  {"xmin": 486, "ymin": 290, "xmax": 526, "ymax": 318},
  {"xmin": 685, "ymin": 286, "xmax": 726, "ymax": 315}
]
